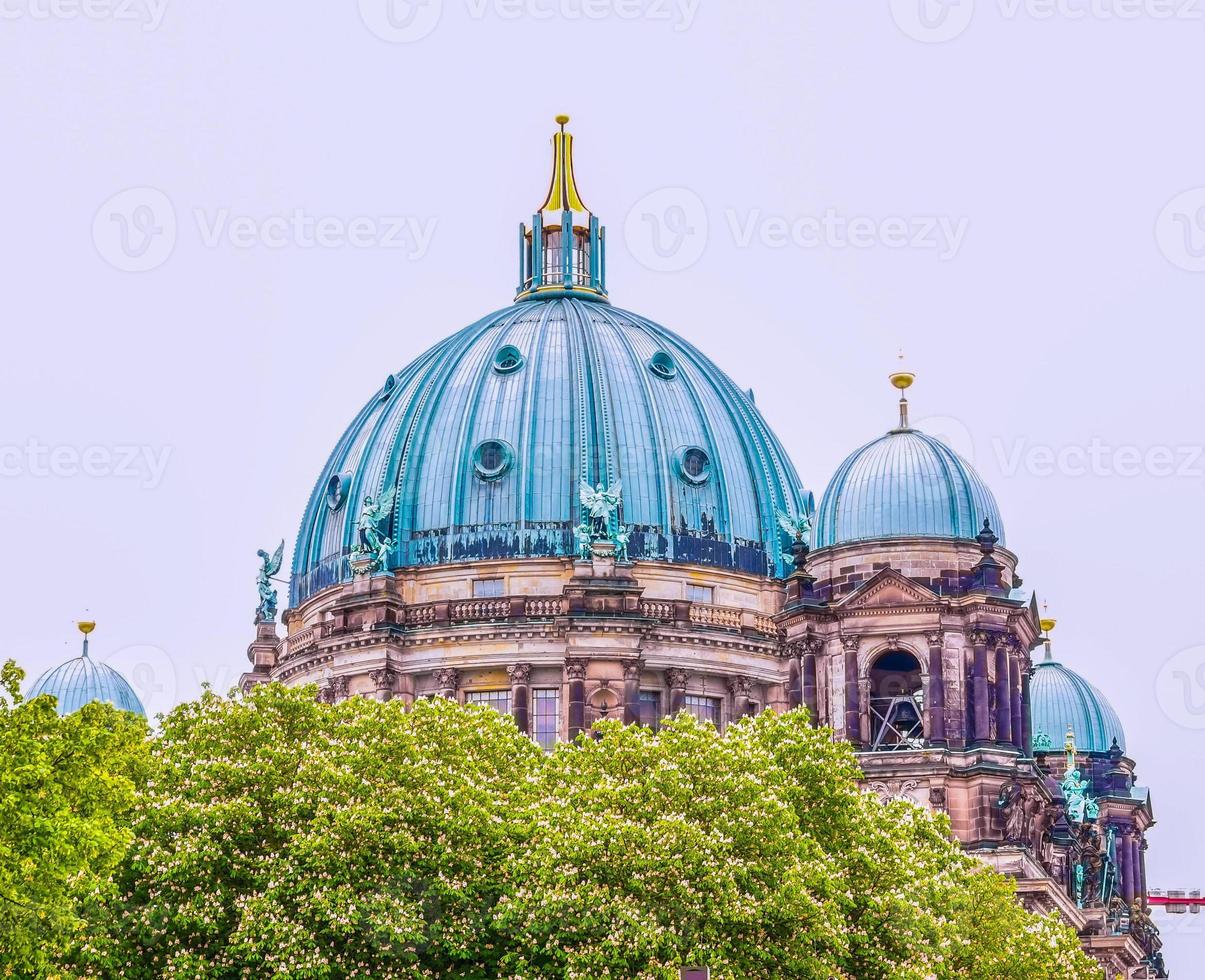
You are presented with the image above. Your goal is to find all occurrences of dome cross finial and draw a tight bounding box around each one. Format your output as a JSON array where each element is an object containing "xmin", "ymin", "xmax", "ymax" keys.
[
  {"xmin": 77, "ymin": 619, "xmax": 96, "ymax": 658},
  {"xmin": 889, "ymin": 351, "xmax": 915, "ymax": 430}
]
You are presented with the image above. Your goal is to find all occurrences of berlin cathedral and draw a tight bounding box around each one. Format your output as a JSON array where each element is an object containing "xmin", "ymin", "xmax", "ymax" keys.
[{"xmin": 32, "ymin": 117, "xmax": 1167, "ymax": 977}]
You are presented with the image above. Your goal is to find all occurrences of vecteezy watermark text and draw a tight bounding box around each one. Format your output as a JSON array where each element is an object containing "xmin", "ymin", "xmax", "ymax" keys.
[
  {"xmin": 0, "ymin": 440, "xmax": 172, "ymax": 489},
  {"xmin": 0, "ymin": 0, "xmax": 168, "ymax": 30},
  {"xmin": 993, "ymin": 437, "xmax": 1204, "ymax": 479},
  {"xmin": 891, "ymin": 0, "xmax": 1203, "ymax": 43},
  {"xmin": 357, "ymin": 0, "xmax": 698, "ymax": 43},
  {"xmin": 93, "ymin": 188, "xmax": 437, "ymax": 272}
]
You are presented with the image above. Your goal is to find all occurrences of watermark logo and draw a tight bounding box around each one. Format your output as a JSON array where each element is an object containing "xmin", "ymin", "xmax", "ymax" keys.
[
  {"xmin": 92, "ymin": 187, "xmax": 176, "ymax": 273},
  {"xmin": 992, "ymin": 437, "xmax": 1203, "ymax": 479},
  {"xmin": 890, "ymin": 0, "xmax": 975, "ymax": 42},
  {"xmin": 1155, "ymin": 645, "xmax": 1205, "ymax": 729},
  {"xmin": 1156, "ymin": 187, "xmax": 1205, "ymax": 272},
  {"xmin": 0, "ymin": 440, "xmax": 171, "ymax": 489},
  {"xmin": 358, "ymin": 0, "xmax": 443, "ymax": 42},
  {"xmin": 0, "ymin": 0, "xmax": 169, "ymax": 30},
  {"xmin": 726, "ymin": 209, "xmax": 969, "ymax": 260},
  {"xmin": 93, "ymin": 188, "xmax": 437, "ymax": 270},
  {"xmin": 912, "ymin": 414, "xmax": 977, "ymax": 463},
  {"xmin": 624, "ymin": 187, "xmax": 708, "ymax": 272}
]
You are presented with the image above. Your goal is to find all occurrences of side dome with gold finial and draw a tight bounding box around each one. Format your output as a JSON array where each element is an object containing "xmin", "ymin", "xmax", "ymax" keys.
[
  {"xmin": 1030, "ymin": 618, "xmax": 1127, "ymax": 754},
  {"xmin": 813, "ymin": 370, "xmax": 1004, "ymax": 549},
  {"xmin": 26, "ymin": 622, "xmax": 146, "ymax": 717}
]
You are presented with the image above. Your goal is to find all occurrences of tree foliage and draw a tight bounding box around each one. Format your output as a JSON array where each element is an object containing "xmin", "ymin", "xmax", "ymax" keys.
[
  {"xmin": 53, "ymin": 683, "xmax": 1096, "ymax": 979},
  {"xmin": 0, "ymin": 659, "xmax": 148, "ymax": 979}
]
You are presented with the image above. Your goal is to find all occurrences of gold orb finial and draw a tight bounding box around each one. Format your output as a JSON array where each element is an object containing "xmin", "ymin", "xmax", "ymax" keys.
[
  {"xmin": 78, "ymin": 620, "xmax": 96, "ymax": 635},
  {"xmin": 555, "ymin": 113, "xmax": 570, "ymax": 127},
  {"xmin": 889, "ymin": 350, "xmax": 914, "ymax": 391},
  {"xmin": 1040, "ymin": 617, "xmax": 1056, "ymax": 635}
]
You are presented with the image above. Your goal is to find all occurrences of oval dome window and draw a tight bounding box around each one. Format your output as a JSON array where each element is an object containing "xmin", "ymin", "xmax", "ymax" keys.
[
  {"xmin": 675, "ymin": 446, "xmax": 712, "ymax": 485},
  {"xmin": 473, "ymin": 439, "xmax": 514, "ymax": 480},
  {"xmin": 493, "ymin": 345, "xmax": 525, "ymax": 374},
  {"xmin": 326, "ymin": 472, "xmax": 351, "ymax": 511},
  {"xmin": 648, "ymin": 351, "xmax": 677, "ymax": 380}
]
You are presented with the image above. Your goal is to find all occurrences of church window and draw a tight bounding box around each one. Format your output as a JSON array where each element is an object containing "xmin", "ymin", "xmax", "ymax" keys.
[
  {"xmin": 685, "ymin": 584, "xmax": 714, "ymax": 603},
  {"xmin": 465, "ymin": 689, "xmax": 511, "ymax": 714},
  {"xmin": 684, "ymin": 694, "xmax": 722, "ymax": 728},
  {"xmin": 532, "ymin": 688, "xmax": 560, "ymax": 750},
  {"xmin": 472, "ymin": 439, "xmax": 514, "ymax": 480},
  {"xmin": 637, "ymin": 690, "xmax": 662, "ymax": 730},
  {"xmin": 648, "ymin": 351, "xmax": 678, "ymax": 380},
  {"xmin": 473, "ymin": 578, "xmax": 504, "ymax": 597}
]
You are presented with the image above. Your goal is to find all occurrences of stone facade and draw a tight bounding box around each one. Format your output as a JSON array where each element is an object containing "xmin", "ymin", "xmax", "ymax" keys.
[{"xmin": 243, "ymin": 528, "xmax": 1163, "ymax": 977}]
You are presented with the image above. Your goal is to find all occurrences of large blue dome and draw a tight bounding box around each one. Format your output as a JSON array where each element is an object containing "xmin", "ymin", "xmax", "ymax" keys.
[
  {"xmin": 291, "ymin": 296, "xmax": 809, "ymax": 603},
  {"xmin": 814, "ymin": 427, "xmax": 1004, "ymax": 549},
  {"xmin": 1030, "ymin": 654, "xmax": 1126, "ymax": 755},
  {"xmin": 28, "ymin": 649, "xmax": 146, "ymax": 717}
]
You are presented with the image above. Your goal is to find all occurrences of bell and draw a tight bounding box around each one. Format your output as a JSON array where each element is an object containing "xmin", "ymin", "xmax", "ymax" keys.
[{"xmin": 888, "ymin": 696, "xmax": 920, "ymax": 729}]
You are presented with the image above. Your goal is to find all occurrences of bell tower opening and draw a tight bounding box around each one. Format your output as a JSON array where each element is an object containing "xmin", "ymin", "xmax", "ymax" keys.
[{"xmin": 868, "ymin": 650, "xmax": 924, "ymax": 751}]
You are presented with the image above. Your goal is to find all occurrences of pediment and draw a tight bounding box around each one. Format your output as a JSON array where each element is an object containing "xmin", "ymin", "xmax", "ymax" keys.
[{"xmin": 838, "ymin": 568, "xmax": 941, "ymax": 610}]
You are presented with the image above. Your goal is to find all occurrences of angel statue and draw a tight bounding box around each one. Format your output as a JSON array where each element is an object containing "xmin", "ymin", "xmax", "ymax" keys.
[
  {"xmin": 613, "ymin": 525, "xmax": 632, "ymax": 562},
  {"xmin": 776, "ymin": 509, "xmax": 812, "ymax": 546},
  {"xmin": 579, "ymin": 479, "xmax": 622, "ymax": 539},
  {"xmin": 574, "ymin": 522, "xmax": 593, "ymax": 561},
  {"xmin": 354, "ymin": 485, "xmax": 398, "ymax": 572},
  {"xmin": 255, "ymin": 540, "xmax": 285, "ymax": 624}
]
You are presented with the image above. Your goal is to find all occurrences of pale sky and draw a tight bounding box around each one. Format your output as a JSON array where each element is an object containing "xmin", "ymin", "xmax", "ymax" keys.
[{"xmin": 3, "ymin": 0, "xmax": 1203, "ymax": 965}]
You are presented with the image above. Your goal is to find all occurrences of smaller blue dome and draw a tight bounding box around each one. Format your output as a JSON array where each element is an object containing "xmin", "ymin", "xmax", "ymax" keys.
[
  {"xmin": 1030, "ymin": 655, "xmax": 1125, "ymax": 755},
  {"xmin": 814, "ymin": 427, "xmax": 1004, "ymax": 549},
  {"xmin": 28, "ymin": 651, "xmax": 146, "ymax": 718}
]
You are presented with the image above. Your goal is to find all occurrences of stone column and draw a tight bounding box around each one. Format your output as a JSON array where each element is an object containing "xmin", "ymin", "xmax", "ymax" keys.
[
  {"xmin": 1021, "ymin": 663, "xmax": 1033, "ymax": 755},
  {"xmin": 623, "ymin": 657, "xmax": 644, "ymax": 726},
  {"xmin": 1139, "ymin": 836, "xmax": 1149, "ymax": 900},
  {"xmin": 434, "ymin": 667, "xmax": 460, "ymax": 701},
  {"xmin": 785, "ymin": 644, "xmax": 802, "ymax": 711},
  {"xmin": 1118, "ymin": 828, "xmax": 1135, "ymax": 904},
  {"xmin": 1009, "ymin": 644, "xmax": 1024, "ymax": 752},
  {"xmin": 508, "ymin": 663, "xmax": 532, "ymax": 736},
  {"xmin": 728, "ymin": 675, "xmax": 752, "ymax": 719},
  {"xmin": 1131, "ymin": 836, "xmax": 1144, "ymax": 901},
  {"xmin": 842, "ymin": 635, "xmax": 861, "ymax": 746},
  {"xmin": 665, "ymin": 667, "xmax": 688, "ymax": 716},
  {"xmin": 968, "ymin": 630, "xmax": 991, "ymax": 744},
  {"xmin": 995, "ymin": 636, "xmax": 1013, "ymax": 746},
  {"xmin": 369, "ymin": 666, "xmax": 398, "ymax": 702},
  {"xmin": 565, "ymin": 659, "xmax": 587, "ymax": 740},
  {"xmin": 926, "ymin": 632, "xmax": 946, "ymax": 745},
  {"xmin": 802, "ymin": 638, "xmax": 820, "ymax": 725}
]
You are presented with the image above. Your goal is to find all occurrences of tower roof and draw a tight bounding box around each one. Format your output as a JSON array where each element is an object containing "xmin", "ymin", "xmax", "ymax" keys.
[
  {"xmin": 1030, "ymin": 655, "xmax": 1126, "ymax": 755},
  {"xmin": 291, "ymin": 297, "xmax": 810, "ymax": 603},
  {"xmin": 814, "ymin": 374, "xmax": 1004, "ymax": 549},
  {"xmin": 26, "ymin": 623, "xmax": 146, "ymax": 718}
]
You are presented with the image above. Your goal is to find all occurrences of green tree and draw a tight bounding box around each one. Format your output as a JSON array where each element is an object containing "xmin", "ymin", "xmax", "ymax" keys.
[
  {"xmin": 64, "ymin": 684, "xmax": 1097, "ymax": 979},
  {"xmin": 0, "ymin": 659, "xmax": 148, "ymax": 978}
]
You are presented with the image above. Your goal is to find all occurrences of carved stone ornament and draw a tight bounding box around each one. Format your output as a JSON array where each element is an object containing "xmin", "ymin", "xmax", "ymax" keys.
[
  {"xmin": 664, "ymin": 667, "xmax": 689, "ymax": 690},
  {"xmin": 841, "ymin": 634, "xmax": 860, "ymax": 653},
  {"xmin": 563, "ymin": 658, "xmax": 588, "ymax": 681},
  {"xmin": 369, "ymin": 666, "xmax": 397, "ymax": 691},
  {"xmin": 622, "ymin": 658, "xmax": 645, "ymax": 682},
  {"xmin": 507, "ymin": 662, "xmax": 532, "ymax": 685},
  {"xmin": 728, "ymin": 675, "xmax": 752, "ymax": 698},
  {"xmin": 434, "ymin": 667, "xmax": 460, "ymax": 693}
]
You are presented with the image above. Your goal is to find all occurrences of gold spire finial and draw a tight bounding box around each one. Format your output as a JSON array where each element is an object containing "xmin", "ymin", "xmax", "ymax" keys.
[
  {"xmin": 77, "ymin": 619, "xmax": 95, "ymax": 658},
  {"xmin": 539, "ymin": 115, "xmax": 589, "ymax": 216},
  {"xmin": 889, "ymin": 351, "xmax": 915, "ymax": 429}
]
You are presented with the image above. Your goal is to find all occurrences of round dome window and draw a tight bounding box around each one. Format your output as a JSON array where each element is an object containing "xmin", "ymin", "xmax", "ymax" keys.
[
  {"xmin": 647, "ymin": 351, "xmax": 677, "ymax": 380},
  {"xmin": 326, "ymin": 472, "xmax": 351, "ymax": 511},
  {"xmin": 473, "ymin": 440, "xmax": 514, "ymax": 481},
  {"xmin": 675, "ymin": 446, "xmax": 712, "ymax": 485},
  {"xmin": 493, "ymin": 345, "xmax": 525, "ymax": 375}
]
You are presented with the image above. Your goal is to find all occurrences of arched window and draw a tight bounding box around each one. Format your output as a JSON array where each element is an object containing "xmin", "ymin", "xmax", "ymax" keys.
[{"xmin": 868, "ymin": 650, "xmax": 924, "ymax": 751}]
